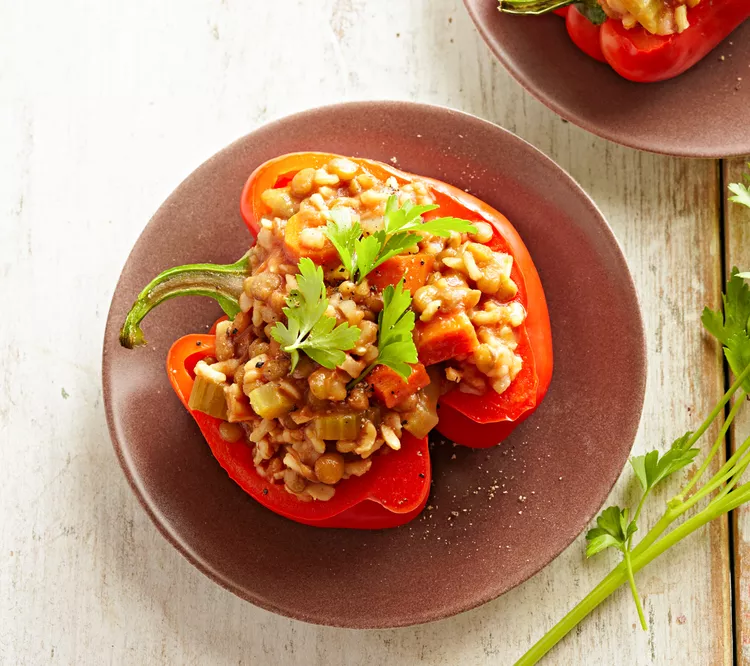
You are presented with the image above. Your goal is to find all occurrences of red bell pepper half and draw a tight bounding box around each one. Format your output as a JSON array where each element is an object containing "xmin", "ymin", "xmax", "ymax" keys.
[
  {"xmin": 119, "ymin": 152, "xmax": 552, "ymax": 528},
  {"xmin": 241, "ymin": 153, "xmax": 553, "ymax": 446},
  {"xmin": 168, "ymin": 334, "xmax": 431, "ymax": 529},
  {"xmin": 501, "ymin": 0, "xmax": 750, "ymax": 82}
]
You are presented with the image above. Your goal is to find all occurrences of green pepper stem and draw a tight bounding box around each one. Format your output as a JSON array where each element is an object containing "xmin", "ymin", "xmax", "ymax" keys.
[
  {"xmin": 118, "ymin": 255, "xmax": 249, "ymax": 349},
  {"xmin": 498, "ymin": 0, "xmax": 574, "ymax": 15}
]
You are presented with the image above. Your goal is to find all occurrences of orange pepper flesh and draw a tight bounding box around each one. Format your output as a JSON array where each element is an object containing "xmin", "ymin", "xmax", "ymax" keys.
[
  {"xmin": 283, "ymin": 210, "xmax": 340, "ymax": 266},
  {"xmin": 416, "ymin": 312, "xmax": 480, "ymax": 367},
  {"xmin": 369, "ymin": 363, "xmax": 430, "ymax": 409},
  {"xmin": 368, "ymin": 254, "xmax": 434, "ymax": 293}
]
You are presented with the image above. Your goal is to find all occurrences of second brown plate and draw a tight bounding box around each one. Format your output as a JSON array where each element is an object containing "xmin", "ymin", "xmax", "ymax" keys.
[
  {"xmin": 103, "ymin": 101, "xmax": 646, "ymax": 627},
  {"xmin": 464, "ymin": 0, "xmax": 750, "ymax": 158}
]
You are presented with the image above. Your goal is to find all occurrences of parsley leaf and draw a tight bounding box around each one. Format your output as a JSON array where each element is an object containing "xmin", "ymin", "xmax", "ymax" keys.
[
  {"xmin": 725, "ymin": 332, "xmax": 750, "ymax": 390},
  {"xmin": 349, "ymin": 280, "xmax": 418, "ymax": 387},
  {"xmin": 585, "ymin": 506, "xmax": 637, "ymax": 558},
  {"xmin": 355, "ymin": 231, "xmax": 420, "ymax": 279},
  {"xmin": 384, "ymin": 196, "xmax": 477, "ymax": 237},
  {"xmin": 270, "ymin": 258, "xmax": 360, "ymax": 371},
  {"xmin": 353, "ymin": 233, "xmax": 385, "ymax": 281},
  {"xmin": 630, "ymin": 433, "xmax": 699, "ymax": 494},
  {"xmin": 297, "ymin": 314, "xmax": 361, "ymax": 369},
  {"xmin": 702, "ymin": 267, "xmax": 750, "ymax": 390},
  {"xmin": 325, "ymin": 208, "xmax": 360, "ymax": 279},
  {"xmin": 574, "ymin": 1, "xmax": 607, "ymax": 24},
  {"xmin": 376, "ymin": 280, "xmax": 418, "ymax": 378},
  {"xmin": 325, "ymin": 195, "xmax": 478, "ymax": 284},
  {"xmin": 383, "ymin": 196, "xmax": 440, "ymax": 234},
  {"xmin": 418, "ymin": 217, "xmax": 479, "ymax": 237},
  {"xmin": 729, "ymin": 164, "xmax": 750, "ymax": 210}
]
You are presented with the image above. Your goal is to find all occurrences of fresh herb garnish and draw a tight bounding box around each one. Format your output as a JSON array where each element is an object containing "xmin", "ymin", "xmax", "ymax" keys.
[
  {"xmin": 702, "ymin": 267, "xmax": 750, "ymax": 391},
  {"xmin": 584, "ymin": 506, "xmax": 637, "ymax": 559},
  {"xmin": 572, "ymin": 1, "xmax": 607, "ymax": 24},
  {"xmin": 729, "ymin": 163, "xmax": 750, "ymax": 210},
  {"xmin": 354, "ymin": 230, "xmax": 420, "ymax": 283},
  {"xmin": 270, "ymin": 258, "xmax": 360, "ymax": 371},
  {"xmin": 585, "ymin": 433, "xmax": 699, "ymax": 630},
  {"xmin": 325, "ymin": 196, "xmax": 477, "ymax": 284},
  {"xmin": 349, "ymin": 279, "xmax": 418, "ymax": 387},
  {"xmin": 325, "ymin": 208, "xmax": 360, "ymax": 280},
  {"xmin": 514, "ymin": 185, "xmax": 750, "ymax": 666}
]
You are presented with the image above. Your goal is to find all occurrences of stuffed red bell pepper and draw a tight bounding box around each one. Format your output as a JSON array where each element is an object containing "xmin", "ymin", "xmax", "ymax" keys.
[
  {"xmin": 119, "ymin": 152, "xmax": 552, "ymax": 528},
  {"xmin": 500, "ymin": 0, "xmax": 750, "ymax": 82}
]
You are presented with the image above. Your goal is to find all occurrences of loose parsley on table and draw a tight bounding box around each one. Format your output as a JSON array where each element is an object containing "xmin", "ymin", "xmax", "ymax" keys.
[
  {"xmin": 729, "ymin": 163, "xmax": 750, "ymax": 210},
  {"xmin": 515, "ymin": 177, "xmax": 750, "ymax": 666}
]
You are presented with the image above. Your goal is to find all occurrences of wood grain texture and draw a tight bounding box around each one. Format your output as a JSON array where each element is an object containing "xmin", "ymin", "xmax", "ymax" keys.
[
  {"xmin": 725, "ymin": 157, "xmax": 750, "ymax": 666},
  {"xmin": 0, "ymin": 0, "xmax": 729, "ymax": 663}
]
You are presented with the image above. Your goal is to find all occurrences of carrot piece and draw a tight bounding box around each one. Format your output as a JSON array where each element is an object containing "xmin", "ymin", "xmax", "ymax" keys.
[
  {"xmin": 417, "ymin": 311, "xmax": 479, "ymax": 366},
  {"xmin": 283, "ymin": 210, "xmax": 339, "ymax": 266},
  {"xmin": 369, "ymin": 363, "xmax": 430, "ymax": 409},
  {"xmin": 369, "ymin": 254, "xmax": 434, "ymax": 293}
]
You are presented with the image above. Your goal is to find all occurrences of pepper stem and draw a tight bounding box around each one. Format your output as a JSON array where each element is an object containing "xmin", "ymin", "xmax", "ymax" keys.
[
  {"xmin": 118, "ymin": 255, "xmax": 249, "ymax": 349},
  {"xmin": 498, "ymin": 0, "xmax": 574, "ymax": 15}
]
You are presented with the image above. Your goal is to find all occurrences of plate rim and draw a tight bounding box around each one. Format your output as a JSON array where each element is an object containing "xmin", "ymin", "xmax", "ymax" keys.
[
  {"xmin": 102, "ymin": 99, "xmax": 647, "ymax": 627},
  {"xmin": 462, "ymin": 0, "xmax": 750, "ymax": 159}
]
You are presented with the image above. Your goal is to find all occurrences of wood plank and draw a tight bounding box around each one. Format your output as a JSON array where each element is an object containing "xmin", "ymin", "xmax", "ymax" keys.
[
  {"xmin": 725, "ymin": 157, "xmax": 750, "ymax": 666},
  {"xmin": 0, "ymin": 0, "xmax": 730, "ymax": 663}
]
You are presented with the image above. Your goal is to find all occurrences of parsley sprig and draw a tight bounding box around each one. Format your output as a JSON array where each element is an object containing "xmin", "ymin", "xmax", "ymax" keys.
[
  {"xmin": 702, "ymin": 267, "xmax": 750, "ymax": 391},
  {"xmin": 729, "ymin": 163, "xmax": 750, "ymax": 210},
  {"xmin": 515, "ymin": 182, "xmax": 750, "ymax": 666},
  {"xmin": 325, "ymin": 195, "xmax": 477, "ymax": 284},
  {"xmin": 349, "ymin": 280, "xmax": 418, "ymax": 388},
  {"xmin": 585, "ymin": 433, "xmax": 699, "ymax": 630},
  {"xmin": 270, "ymin": 258, "xmax": 360, "ymax": 371}
]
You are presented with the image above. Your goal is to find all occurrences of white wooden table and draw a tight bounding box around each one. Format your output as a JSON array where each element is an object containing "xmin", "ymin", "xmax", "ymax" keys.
[{"xmin": 2, "ymin": 1, "xmax": 748, "ymax": 664}]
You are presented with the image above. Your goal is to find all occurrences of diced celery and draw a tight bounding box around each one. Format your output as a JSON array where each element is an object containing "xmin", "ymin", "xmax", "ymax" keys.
[
  {"xmin": 189, "ymin": 375, "xmax": 228, "ymax": 419},
  {"xmin": 403, "ymin": 378, "xmax": 440, "ymax": 439},
  {"xmin": 619, "ymin": 0, "xmax": 665, "ymax": 34},
  {"xmin": 402, "ymin": 402, "xmax": 439, "ymax": 439},
  {"xmin": 248, "ymin": 382, "xmax": 295, "ymax": 420},
  {"xmin": 314, "ymin": 413, "xmax": 361, "ymax": 440}
]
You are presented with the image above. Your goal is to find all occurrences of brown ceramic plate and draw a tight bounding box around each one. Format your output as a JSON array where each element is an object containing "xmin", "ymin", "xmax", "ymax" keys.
[
  {"xmin": 463, "ymin": 0, "xmax": 750, "ymax": 158},
  {"xmin": 103, "ymin": 101, "xmax": 646, "ymax": 628}
]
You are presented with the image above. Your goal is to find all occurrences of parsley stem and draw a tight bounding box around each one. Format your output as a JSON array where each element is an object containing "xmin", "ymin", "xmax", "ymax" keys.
[
  {"xmin": 347, "ymin": 360, "xmax": 379, "ymax": 390},
  {"xmin": 514, "ymin": 482, "xmax": 750, "ymax": 666},
  {"xmin": 681, "ymin": 424, "xmax": 750, "ymax": 512},
  {"xmin": 624, "ymin": 491, "xmax": 651, "ymax": 569},
  {"xmin": 627, "ymin": 387, "xmax": 750, "ymax": 559},
  {"xmin": 629, "ymin": 494, "xmax": 650, "ymax": 540},
  {"xmin": 712, "ymin": 442, "xmax": 750, "ymax": 504},
  {"xmin": 680, "ymin": 378, "xmax": 749, "ymax": 498},
  {"xmin": 623, "ymin": 550, "xmax": 647, "ymax": 630}
]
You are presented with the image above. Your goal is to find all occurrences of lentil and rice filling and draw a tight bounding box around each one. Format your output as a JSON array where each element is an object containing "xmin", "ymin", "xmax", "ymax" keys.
[
  {"xmin": 191, "ymin": 156, "xmax": 527, "ymax": 502},
  {"xmin": 599, "ymin": 0, "xmax": 699, "ymax": 34}
]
